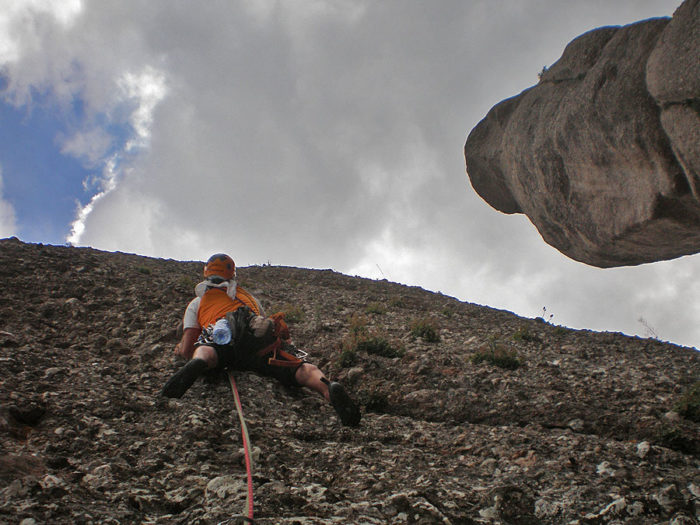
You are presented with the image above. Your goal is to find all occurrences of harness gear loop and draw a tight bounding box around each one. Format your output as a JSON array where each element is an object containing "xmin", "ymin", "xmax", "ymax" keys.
[{"xmin": 256, "ymin": 313, "xmax": 306, "ymax": 368}]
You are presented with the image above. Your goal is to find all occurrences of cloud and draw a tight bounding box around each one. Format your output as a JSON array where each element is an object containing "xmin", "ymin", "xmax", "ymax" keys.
[
  {"xmin": 1, "ymin": 0, "xmax": 697, "ymax": 348},
  {"xmin": 117, "ymin": 67, "xmax": 168, "ymax": 150},
  {"xmin": 0, "ymin": 1, "xmax": 169, "ymax": 247},
  {"xmin": 0, "ymin": 0, "xmax": 82, "ymax": 65},
  {"xmin": 0, "ymin": 0, "xmax": 84, "ymax": 106},
  {"xmin": 0, "ymin": 166, "xmax": 17, "ymax": 237},
  {"xmin": 67, "ymin": 156, "xmax": 119, "ymax": 245},
  {"xmin": 59, "ymin": 127, "xmax": 114, "ymax": 167},
  {"xmin": 66, "ymin": 66, "xmax": 167, "ymax": 245}
]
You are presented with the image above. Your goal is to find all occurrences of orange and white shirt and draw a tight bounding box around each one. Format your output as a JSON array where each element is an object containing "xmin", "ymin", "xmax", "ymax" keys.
[{"xmin": 183, "ymin": 284, "xmax": 263, "ymax": 330}]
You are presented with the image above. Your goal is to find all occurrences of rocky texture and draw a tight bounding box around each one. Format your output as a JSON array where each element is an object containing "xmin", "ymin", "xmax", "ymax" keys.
[
  {"xmin": 464, "ymin": 0, "xmax": 700, "ymax": 268},
  {"xmin": 647, "ymin": 0, "xmax": 700, "ymax": 202},
  {"xmin": 1, "ymin": 237, "xmax": 699, "ymax": 524}
]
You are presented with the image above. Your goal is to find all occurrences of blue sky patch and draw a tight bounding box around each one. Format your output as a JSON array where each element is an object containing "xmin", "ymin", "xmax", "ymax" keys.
[
  {"xmin": 0, "ymin": 93, "xmax": 132, "ymax": 244},
  {"xmin": 0, "ymin": 99, "xmax": 93, "ymax": 243}
]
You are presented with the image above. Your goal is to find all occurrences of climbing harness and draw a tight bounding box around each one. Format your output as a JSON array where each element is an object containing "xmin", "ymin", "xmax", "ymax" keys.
[
  {"xmin": 224, "ymin": 372, "xmax": 255, "ymax": 524},
  {"xmin": 258, "ymin": 339, "xmax": 307, "ymax": 367},
  {"xmin": 256, "ymin": 312, "xmax": 307, "ymax": 367}
]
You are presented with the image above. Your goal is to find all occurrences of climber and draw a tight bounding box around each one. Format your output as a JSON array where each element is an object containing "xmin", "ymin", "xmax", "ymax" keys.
[{"xmin": 161, "ymin": 253, "xmax": 361, "ymax": 427}]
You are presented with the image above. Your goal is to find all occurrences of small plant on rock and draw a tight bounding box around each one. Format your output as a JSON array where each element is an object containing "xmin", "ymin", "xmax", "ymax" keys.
[
  {"xmin": 538, "ymin": 306, "xmax": 554, "ymax": 324},
  {"xmin": 365, "ymin": 302, "xmax": 386, "ymax": 315},
  {"xmin": 339, "ymin": 313, "xmax": 404, "ymax": 361},
  {"xmin": 361, "ymin": 387, "xmax": 389, "ymax": 413},
  {"xmin": 175, "ymin": 275, "xmax": 198, "ymax": 292},
  {"xmin": 356, "ymin": 336, "xmax": 404, "ymax": 358},
  {"xmin": 270, "ymin": 304, "xmax": 305, "ymax": 323},
  {"xmin": 638, "ymin": 316, "xmax": 659, "ymax": 340},
  {"xmin": 284, "ymin": 305, "xmax": 305, "ymax": 323},
  {"xmin": 348, "ymin": 312, "xmax": 369, "ymax": 336},
  {"xmin": 674, "ymin": 381, "xmax": 700, "ymax": 423},
  {"xmin": 389, "ymin": 296, "xmax": 405, "ymax": 308},
  {"xmin": 471, "ymin": 341, "xmax": 521, "ymax": 370},
  {"xmin": 410, "ymin": 317, "xmax": 440, "ymax": 343},
  {"xmin": 338, "ymin": 347, "xmax": 358, "ymax": 368},
  {"xmin": 513, "ymin": 326, "xmax": 541, "ymax": 343},
  {"xmin": 657, "ymin": 424, "xmax": 696, "ymax": 454}
]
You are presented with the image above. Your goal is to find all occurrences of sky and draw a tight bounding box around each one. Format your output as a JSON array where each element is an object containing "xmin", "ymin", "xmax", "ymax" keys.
[{"xmin": 1, "ymin": 0, "xmax": 697, "ymax": 349}]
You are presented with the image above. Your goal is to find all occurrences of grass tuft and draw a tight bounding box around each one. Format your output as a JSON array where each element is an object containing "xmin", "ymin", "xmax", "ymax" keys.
[
  {"xmin": 674, "ymin": 381, "xmax": 700, "ymax": 422},
  {"xmin": 512, "ymin": 326, "xmax": 541, "ymax": 343},
  {"xmin": 365, "ymin": 302, "xmax": 386, "ymax": 315},
  {"xmin": 356, "ymin": 336, "xmax": 404, "ymax": 358},
  {"xmin": 269, "ymin": 304, "xmax": 305, "ymax": 323},
  {"xmin": 338, "ymin": 348, "xmax": 358, "ymax": 368},
  {"xmin": 337, "ymin": 313, "xmax": 404, "ymax": 366},
  {"xmin": 471, "ymin": 341, "xmax": 521, "ymax": 370},
  {"xmin": 410, "ymin": 317, "xmax": 440, "ymax": 343}
]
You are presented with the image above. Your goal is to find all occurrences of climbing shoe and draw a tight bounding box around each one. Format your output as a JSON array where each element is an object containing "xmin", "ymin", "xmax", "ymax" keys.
[
  {"xmin": 328, "ymin": 381, "xmax": 361, "ymax": 427},
  {"xmin": 161, "ymin": 358, "xmax": 209, "ymax": 398}
]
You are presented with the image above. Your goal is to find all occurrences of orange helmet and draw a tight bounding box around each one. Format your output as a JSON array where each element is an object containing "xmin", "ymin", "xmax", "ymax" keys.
[{"xmin": 203, "ymin": 253, "xmax": 236, "ymax": 281}]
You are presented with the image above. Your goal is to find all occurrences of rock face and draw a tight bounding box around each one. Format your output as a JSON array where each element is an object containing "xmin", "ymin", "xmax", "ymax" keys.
[
  {"xmin": 1, "ymin": 238, "xmax": 699, "ymax": 523},
  {"xmin": 465, "ymin": 0, "xmax": 700, "ymax": 268}
]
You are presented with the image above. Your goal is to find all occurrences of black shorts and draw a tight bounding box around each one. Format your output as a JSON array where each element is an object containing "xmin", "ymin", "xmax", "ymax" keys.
[{"xmin": 196, "ymin": 332, "xmax": 303, "ymax": 387}]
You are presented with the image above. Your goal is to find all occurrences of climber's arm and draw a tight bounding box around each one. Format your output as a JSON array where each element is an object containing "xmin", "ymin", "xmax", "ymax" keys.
[{"xmin": 175, "ymin": 327, "xmax": 200, "ymax": 359}]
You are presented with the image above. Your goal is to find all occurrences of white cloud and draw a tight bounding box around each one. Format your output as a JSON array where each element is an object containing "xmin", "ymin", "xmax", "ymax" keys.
[
  {"xmin": 0, "ymin": 0, "xmax": 82, "ymax": 64},
  {"xmin": 59, "ymin": 127, "xmax": 113, "ymax": 166},
  {"xmin": 67, "ymin": 156, "xmax": 119, "ymax": 245},
  {"xmin": 63, "ymin": 66, "xmax": 167, "ymax": 245},
  {"xmin": 0, "ymin": 0, "xmax": 84, "ymax": 106},
  {"xmin": 117, "ymin": 67, "xmax": 168, "ymax": 150},
  {"xmin": 0, "ymin": 166, "xmax": 17, "ymax": 238}
]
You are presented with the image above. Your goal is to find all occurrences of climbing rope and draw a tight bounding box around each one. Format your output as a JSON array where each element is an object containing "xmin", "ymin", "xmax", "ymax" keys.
[{"xmin": 226, "ymin": 372, "xmax": 255, "ymax": 524}]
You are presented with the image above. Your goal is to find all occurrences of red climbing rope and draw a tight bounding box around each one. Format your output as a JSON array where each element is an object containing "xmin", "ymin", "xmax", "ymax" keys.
[{"xmin": 228, "ymin": 372, "xmax": 254, "ymax": 523}]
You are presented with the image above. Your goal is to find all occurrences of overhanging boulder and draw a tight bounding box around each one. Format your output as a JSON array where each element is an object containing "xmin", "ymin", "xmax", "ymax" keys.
[{"xmin": 465, "ymin": 0, "xmax": 700, "ymax": 267}]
